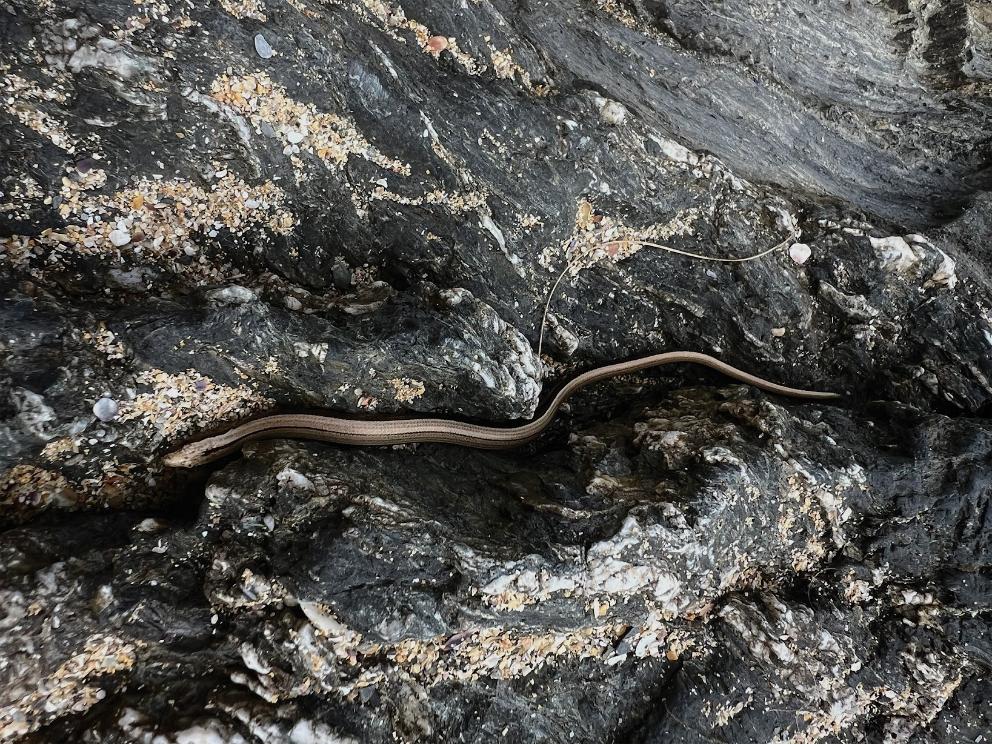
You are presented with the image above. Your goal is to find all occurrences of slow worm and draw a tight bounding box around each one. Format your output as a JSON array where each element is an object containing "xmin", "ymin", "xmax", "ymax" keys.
[{"xmin": 162, "ymin": 351, "xmax": 839, "ymax": 467}]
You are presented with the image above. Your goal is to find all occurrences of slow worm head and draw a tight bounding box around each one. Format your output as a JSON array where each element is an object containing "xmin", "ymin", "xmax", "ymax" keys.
[{"xmin": 163, "ymin": 351, "xmax": 840, "ymax": 468}]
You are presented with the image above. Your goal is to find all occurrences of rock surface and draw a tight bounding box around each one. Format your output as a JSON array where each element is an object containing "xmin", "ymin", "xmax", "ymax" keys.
[{"xmin": 1, "ymin": 0, "xmax": 991, "ymax": 741}]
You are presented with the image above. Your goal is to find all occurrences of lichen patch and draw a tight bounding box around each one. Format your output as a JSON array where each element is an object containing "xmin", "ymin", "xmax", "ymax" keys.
[
  {"xmin": 485, "ymin": 40, "xmax": 551, "ymax": 95},
  {"xmin": 59, "ymin": 166, "xmax": 108, "ymax": 209},
  {"xmin": 388, "ymin": 377, "xmax": 426, "ymax": 402},
  {"xmin": 369, "ymin": 185, "xmax": 487, "ymax": 213},
  {"xmin": 1, "ymin": 173, "xmax": 45, "ymax": 218},
  {"xmin": 0, "ymin": 635, "xmax": 137, "ymax": 740},
  {"xmin": 0, "ymin": 464, "xmax": 77, "ymax": 514},
  {"xmin": 358, "ymin": 0, "xmax": 483, "ymax": 75},
  {"xmin": 211, "ymin": 72, "xmax": 410, "ymax": 176},
  {"xmin": 219, "ymin": 0, "xmax": 268, "ymax": 21},
  {"xmin": 1, "ymin": 72, "xmax": 77, "ymax": 153},
  {"xmin": 119, "ymin": 369, "xmax": 273, "ymax": 440},
  {"xmin": 291, "ymin": 603, "xmax": 684, "ymax": 692},
  {"xmin": 81, "ymin": 326, "xmax": 128, "ymax": 362},
  {"xmin": 1, "ymin": 173, "xmax": 296, "ymax": 286},
  {"xmin": 539, "ymin": 198, "xmax": 703, "ymax": 275}
]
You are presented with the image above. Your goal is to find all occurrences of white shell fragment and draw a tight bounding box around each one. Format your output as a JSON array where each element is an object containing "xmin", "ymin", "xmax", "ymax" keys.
[
  {"xmin": 108, "ymin": 229, "xmax": 131, "ymax": 247},
  {"xmin": 254, "ymin": 33, "xmax": 274, "ymax": 59},
  {"xmin": 92, "ymin": 397, "xmax": 119, "ymax": 422},
  {"xmin": 788, "ymin": 242, "xmax": 811, "ymax": 265},
  {"xmin": 868, "ymin": 235, "xmax": 918, "ymax": 273},
  {"xmin": 598, "ymin": 99, "xmax": 627, "ymax": 126}
]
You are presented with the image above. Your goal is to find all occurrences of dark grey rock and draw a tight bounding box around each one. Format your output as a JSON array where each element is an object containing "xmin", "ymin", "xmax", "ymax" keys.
[{"xmin": 1, "ymin": 0, "xmax": 990, "ymax": 741}]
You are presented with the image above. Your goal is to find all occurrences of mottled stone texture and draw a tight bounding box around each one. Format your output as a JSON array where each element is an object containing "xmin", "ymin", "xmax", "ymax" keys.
[{"xmin": 1, "ymin": 0, "xmax": 991, "ymax": 741}]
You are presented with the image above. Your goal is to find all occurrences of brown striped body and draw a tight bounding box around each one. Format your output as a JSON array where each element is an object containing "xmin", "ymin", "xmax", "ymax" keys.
[{"xmin": 162, "ymin": 352, "xmax": 840, "ymax": 467}]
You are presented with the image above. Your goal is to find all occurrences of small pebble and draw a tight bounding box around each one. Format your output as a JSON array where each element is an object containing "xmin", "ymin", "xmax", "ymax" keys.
[
  {"xmin": 771, "ymin": 327, "xmax": 786, "ymax": 337},
  {"xmin": 92, "ymin": 397, "xmax": 119, "ymax": 422},
  {"xmin": 285, "ymin": 130, "xmax": 305, "ymax": 144},
  {"xmin": 135, "ymin": 518, "xmax": 166, "ymax": 533},
  {"xmin": 207, "ymin": 285, "xmax": 257, "ymax": 305},
  {"xmin": 599, "ymin": 100, "xmax": 627, "ymax": 126},
  {"xmin": 284, "ymin": 295, "xmax": 302, "ymax": 311},
  {"xmin": 789, "ymin": 242, "xmax": 812, "ymax": 265},
  {"xmin": 108, "ymin": 229, "xmax": 131, "ymax": 247},
  {"xmin": 427, "ymin": 35, "xmax": 448, "ymax": 52},
  {"xmin": 254, "ymin": 33, "xmax": 274, "ymax": 59}
]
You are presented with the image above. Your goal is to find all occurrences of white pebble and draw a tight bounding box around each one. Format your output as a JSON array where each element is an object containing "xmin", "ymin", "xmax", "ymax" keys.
[
  {"xmin": 869, "ymin": 235, "xmax": 918, "ymax": 273},
  {"xmin": 284, "ymin": 296, "xmax": 302, "ymax": 311},
  {"xmin": 286, "ymin": 130, "xmax": 305, "ymax": 144},
  {"xmin": 92, "ymin": 397, "xmax": 118, "ymax": 422},
  {"xmin": 598, "ymin": 99, "xmax": 627, "ymax": 126},
  {"xmin": 788, "ymin": 242, "xmax": 811, "ymax": 265},
  {"xmin": 276, "ymin": 467, "xmax": 315, "ymax": 491},
  {"xmin": 771, "ymin": 327, "xmax": 786, "ymax": 337},
  {"xmin": 634, "ymin": 634, "xmax": 657, "ymax": 657},
  {"xmin": 108, "ymin": 229, "xmax": 131, "ymax": 247},
  {"xmin": 254, "ymin": 33, "xmax": 274, "ymax": 59},
  {"xmin": 135, "ymin": 518, "xmax": 166, "ymax": 533}
]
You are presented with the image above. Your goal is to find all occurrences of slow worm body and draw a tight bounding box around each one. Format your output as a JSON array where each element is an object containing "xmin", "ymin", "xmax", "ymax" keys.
[{"xmin": 162, "ymin": 351, "xmax": 840, "ymax": 467}]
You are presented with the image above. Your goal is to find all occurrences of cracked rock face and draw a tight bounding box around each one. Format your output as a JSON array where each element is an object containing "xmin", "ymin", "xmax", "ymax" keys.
[{"xmin": 1, "ymin": 0, "xmax": 991, "ymax": 741}]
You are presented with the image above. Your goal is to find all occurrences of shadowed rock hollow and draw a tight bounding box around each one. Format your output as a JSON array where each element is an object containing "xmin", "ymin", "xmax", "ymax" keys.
[{"xmin": 1, "ymin": 0, "xmax": 991, "ymax": 741}]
